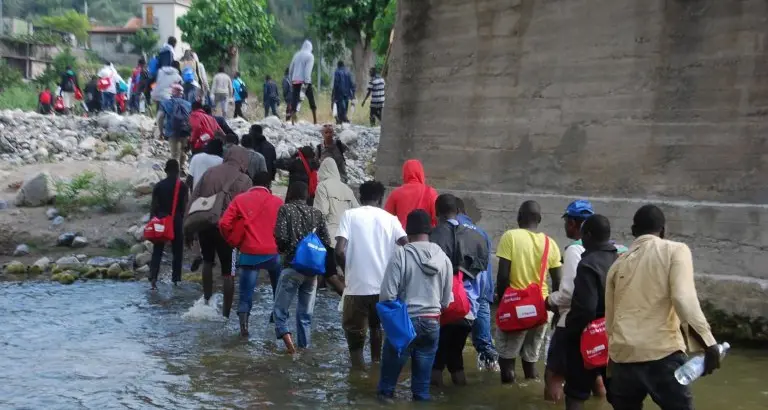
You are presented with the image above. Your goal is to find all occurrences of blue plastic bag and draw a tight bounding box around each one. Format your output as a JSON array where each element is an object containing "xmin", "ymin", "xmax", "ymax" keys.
[
  {"xmin": 376, "ymin": 300, "xmax": 416, "ymax": 356},
  {"xmin": 291, "ymin": 231, "xmax": 327, "ymax": 275}
]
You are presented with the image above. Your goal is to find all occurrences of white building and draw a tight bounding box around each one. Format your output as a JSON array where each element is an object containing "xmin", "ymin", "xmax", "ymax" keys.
[{"xmin": 141, "ymin": 0, "xmax": 191, "ymax": 55}]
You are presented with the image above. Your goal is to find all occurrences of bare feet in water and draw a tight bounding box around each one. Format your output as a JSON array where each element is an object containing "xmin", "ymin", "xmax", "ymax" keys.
[{"xmin": 282, "ymin": 333, "xmax": 297, "ymax": 354}]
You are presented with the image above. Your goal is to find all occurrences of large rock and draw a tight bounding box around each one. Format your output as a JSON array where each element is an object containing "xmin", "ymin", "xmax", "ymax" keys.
[
  {"xmin": 131, "ymin": 169, "xmax": 163, "ymax": 195},
  {"xmin": 261, "ymin": 116, "xmax": 283, "ymax": 129},
  {"xmin": 13, "ymin": 244, "xmax": 30, "ymax": 256},
  {"xmin": 32, "ymin": 257, "xmax": 51, "ymax": 272},
  {"xmin": 86, "ymin": 256, "xmax": 123, "ymax": 268},
  {"xmin": 15, "ymin": 172, "xmax": 56, "ymax": 207},
  {"xmin": 55, "ymin": 256, "xmax": 80, "ymax": 268},
  {"xmin": 135, "ymin": 252, "xmax": 152, "ymax": 267},
  {"xmin": 4, "ymin": 261, "xmax": 26, "ymax": 275},
  {"xmin": 78, "ymin": 136, "xmax": 99, "ymax": 151}
]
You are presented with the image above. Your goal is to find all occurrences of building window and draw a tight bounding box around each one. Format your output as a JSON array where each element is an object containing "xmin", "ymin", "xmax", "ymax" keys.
[
  {"xmin": 146, "ymin": 6, "xmax": 154, "ymax": 26},
  {"xmin": 105, "ymin": 35, "xmax": 118, "ymax": 44}
]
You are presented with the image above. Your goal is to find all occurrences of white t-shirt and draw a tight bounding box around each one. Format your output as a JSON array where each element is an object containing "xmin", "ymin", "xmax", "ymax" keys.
[
  {"xmin": 549, "ymin": 242, "xmax": 585, "ymax": 328},
  {"xmin": 188, "ymin": 153, "xmax": 223, "ymax": 189},
  {"xmin": 336, "ymin": 206, "xmax": 407, "ymax": 296}
]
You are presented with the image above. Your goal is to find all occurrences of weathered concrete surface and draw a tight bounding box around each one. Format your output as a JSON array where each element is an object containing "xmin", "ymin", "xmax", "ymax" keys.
[{"xmin": 378, "ymin": 0, "xmax": 768, "ymax": 321}]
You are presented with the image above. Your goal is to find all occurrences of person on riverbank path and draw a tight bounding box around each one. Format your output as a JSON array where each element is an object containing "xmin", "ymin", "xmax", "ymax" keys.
[
  {"xmin": 248, "ymin": 125, "xmax": 277, "ymax": 187},
  {"xmin": 189, "ymin": 101, "xmax": 222, "ymax": 154},
  {"xmin": 605, "ymin": 204, "xmax": 720, "ymax": 410},
  {"xmin": 455, "ymin": 198, "xmax": 499, "ymax": 371},
  {"xmin": 59, "ymin": 65, "xmax": 80, "ymax": 114},
  {"xmin": 148, "ymin": 159, "xmax": 188, "ymax": 289},
  {"xmin": 289, "ymin": 40, "xmax": 317, "ymax": 124},
  {"xmin": 563, "ymin": 214, "xmax": 617, "ymax": 410},
  {"xmin": 241, "ymin": 133, "xmax": 268, "ymax": 184},
  {"xmin": 361, "ymin": 66, "xmax": 385, "ymax": 126},
  {"xmin": 495, "ymin": 200, "xmax": 562, "ymax": 384},
  {"xmin": 332, "ymin": 61, "xmax": 355, "ymax": 124},
  {"xmin": 272, "ymin": 181, "xmax": 333, "ymax": 353},
  {"xmin": 233, "ymin": 72, "xmax": 247, "ymax": 119},
  {"xmin": 157, "ymin": 84, "xmax": 191, "ymax": 170},
  {"xmin": 187, "ymin": 139, "xmax": 223, "ymax": 190},
  {"xmin": 384, "ymin": 159, "xmax": 438, "ymax": 228},
  {"xmin": 377, "ymin": 209, "xmax": 453, "ymax": 402},
  {"xmin": 282, "ymin": 67, "xmax": 293, "ymax": 121},
  {"xmin": 263, "ymin": 75, "xmax": 280, "ymax": 118},
  {"xmin": 335, "ymin": 180, "xmax": 406, "ymax": 368},
  {"xmin": 187, "ymin": 145, "xmax": 252, "ymax": 318},
  {"xmin": 219, "ymin": 171, "xmax": 284, "ymax": 337},
  {"xmin": 97, "ymin": 62, "xmax": 123, "ymax": 112},
  {"xmin": 212, "ymin": 65, "xmax": 233, "ymax": 117}
]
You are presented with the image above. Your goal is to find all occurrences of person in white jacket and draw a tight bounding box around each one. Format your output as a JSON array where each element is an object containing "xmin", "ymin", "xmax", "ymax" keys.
[
  {"xmin": 97, "ymin": 63, "xmax": 124, "ymax": 112},
  {"xmin": 151, "ymin": 61, "xmax": 183, "ymax": 103}
]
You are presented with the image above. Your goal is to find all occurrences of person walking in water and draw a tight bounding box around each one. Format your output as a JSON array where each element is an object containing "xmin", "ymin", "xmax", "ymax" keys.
[
  {"xmin": 219, "ymin": 172, "xmax": 284, "ymax": 337},
  {"xmin": 495, "ymin": 200, "xmax": 562, "ymax": 384},
  {"xmin": 384, "ymin": 159, "xmax": 438, "ymax": 228},
  {"xmin": 288, "ymin": 40, "xmax": 317, "ymax": 124},
  {"xmin": 606, "ymin": 205, "xmax": 721, "ymax": 410},
  {"xmin": 273, "ymin": 181, "xmax": 333, "ymax": 353},
  {"xmin": 562, "ymin": 214, "xmax": 617, "ymax": 410},
  {"xmin": 313, "ymin": 158, "xmax": 358, "ymax": 281},
  {"xmin": 148, "ymin": 159, "xmax": 188, "ymax": 289},
  {"xmin": 186, "ymin": 146, "xmax": 252, "ymax": 318},
  {"xmin": 335, "ymin": 181, "xmax": 407, "ymax": 368},
  {"xmin": 377, "ymin": 209, "xmax": 453, "ymax": 402}
]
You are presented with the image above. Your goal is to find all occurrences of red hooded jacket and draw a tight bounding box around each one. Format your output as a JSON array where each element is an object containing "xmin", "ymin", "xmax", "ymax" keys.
[
  {"xmin": 384, "ymin": 159, "xmax": 438, "ymax": 228},
  {"xmin": 189, "ymin": 109, "xmax": 222, "ymax": 151},
  {"xmin": 219, "ymin": 186, "xmax": 284, "ymax": 255}
]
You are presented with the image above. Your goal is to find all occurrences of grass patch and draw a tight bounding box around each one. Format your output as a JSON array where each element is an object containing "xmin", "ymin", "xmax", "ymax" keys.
[
  {"xmin": 54, "ymin": 169, "xmax": 130, "ymax": 216},
  {"xmin": 0, "ymin": 86, "xmax": 38, "ymax": 111},
  {"xmin": 117, "ymin": 144, "xmax": 138, "ymax": 160}
]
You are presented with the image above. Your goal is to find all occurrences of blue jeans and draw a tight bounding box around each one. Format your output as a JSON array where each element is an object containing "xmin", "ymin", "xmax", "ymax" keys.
[
  {"xmin": 264, "ymin": 100, "xmax": 278, "ymax": 118},
  {"xmin": 472, "ymin": 299, "xmax": 498, "ymax": 364},
  {"xmin": 237, "ymin": 256, "xmax": 281, "ymax": 315},
  {"xmin": 335, "ymin": 98, "xmax": 349, "ymax": 123},
  {"xmin": 377, "ymin": 317, "xmax": 440, "ymax": 401},
  {"xmin": 101, "ymin": 92, "xmax": 115, "ymax": 112},
  {"xmin": 273, "ymin": 267, "xmax": 317, "ymax": 348}
]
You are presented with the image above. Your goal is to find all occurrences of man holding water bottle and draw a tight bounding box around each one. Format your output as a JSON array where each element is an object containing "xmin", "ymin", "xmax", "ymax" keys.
[{"xmin": 605, "ymin": 205, "xmax": 721, "ymax": 410}]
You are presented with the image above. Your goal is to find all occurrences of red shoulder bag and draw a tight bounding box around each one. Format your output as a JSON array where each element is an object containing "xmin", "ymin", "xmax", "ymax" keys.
[
  {"xmin": 297, "ymin": 151, "xmax": 318, "ymax": 196},
  {"xmin": 580, "ymin": 317, "xmax": 608, "ymax": 369},
  {"xmin": 496, "ymin": 236, "xmax": 550, "ymax": 332},
  {"xmin": 144, "ymin": 180, "xmax": 181, "ymax": 243}
]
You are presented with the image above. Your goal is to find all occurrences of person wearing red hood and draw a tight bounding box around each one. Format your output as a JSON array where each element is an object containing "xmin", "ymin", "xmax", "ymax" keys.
[
  {"xmin": 189, "ymin": 101, "xmax": 222, "ymax": 154},
  {"xmin": 384, "ymin": 160, "xmax": 438, "ymax": 228}
]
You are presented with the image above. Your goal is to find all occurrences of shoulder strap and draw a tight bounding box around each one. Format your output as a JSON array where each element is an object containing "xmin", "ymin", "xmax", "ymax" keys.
[
  {"xmin": 538, "ymin": 235, "xmax": 550, "ymax": 285},
  {"xmin": 170, "ymin": 179, "xmax": 181, "ymax": 218},
  {"xmin": 297, "ymin": 151, "xmax": 312, "ymax": 175}
]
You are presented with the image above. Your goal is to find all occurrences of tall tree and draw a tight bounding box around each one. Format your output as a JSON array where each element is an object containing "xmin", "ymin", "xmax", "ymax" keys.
[
  {"xmin": 178, "ymin": 0, "xmax": 275, "ymax": 73},
  {"xmin": 38, "ymin": 11, "xmax": 91, "ymax": 44},
  {"xmin": 309, "ymin": 0, "xmax": 390, "ymax": 94},
  {"xmin": 128, "ymin": 28, "xmax": 160, "ymax": 57}
]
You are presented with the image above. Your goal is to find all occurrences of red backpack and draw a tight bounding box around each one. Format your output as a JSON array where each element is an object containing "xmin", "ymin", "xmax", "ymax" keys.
[
  {"xmin": 297, "ymin": 151, "xmax": 318, "ymax": 196},
  {"xmin": 580, "ymin": 317, "xmax": 609, "ymax": 369},
  {"xmin": 97, "ymin": 76, "xmax": 112, "ymax": 91},
  {"xmin": 144, "ymin": 180, "xmax": 181, "ymax": 242},
  {"xmin": 440, "ymin": 270, "xmax": 471, "ymax": 325},
  {"xmin": 496, "ymin": 236, "xmax": 551, "ymax": 332}
]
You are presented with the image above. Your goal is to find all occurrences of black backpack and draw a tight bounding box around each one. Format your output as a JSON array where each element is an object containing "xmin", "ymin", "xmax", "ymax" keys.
[
  {"xmin": 239, "ymin": 82, "xmax": 248, "ymax": 99},
  {"xmin": 171, "ymin": 101, "xmax": 191, "ymax": 138}
]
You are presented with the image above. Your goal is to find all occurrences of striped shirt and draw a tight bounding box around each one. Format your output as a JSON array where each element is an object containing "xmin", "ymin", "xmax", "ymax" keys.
[{"xmin": 368, "ymin": 76, "xmax": 386, "ymax": 108}]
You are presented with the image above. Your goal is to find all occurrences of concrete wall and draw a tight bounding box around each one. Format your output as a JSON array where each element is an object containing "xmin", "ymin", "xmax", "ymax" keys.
[{"xmin": 378, "ymin": 0, "xmax": 768, "ymax": 319}]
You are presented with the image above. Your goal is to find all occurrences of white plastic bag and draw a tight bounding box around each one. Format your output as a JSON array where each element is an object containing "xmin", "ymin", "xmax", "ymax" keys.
[{"xmin": 332, "ymin": 102, "xmax": 338, "ymax": 117}]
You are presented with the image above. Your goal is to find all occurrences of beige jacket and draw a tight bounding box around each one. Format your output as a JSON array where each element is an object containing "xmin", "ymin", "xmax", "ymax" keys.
[
  {"xmin": 313, "ymin": 158, "xmax": 358, "ymax": 247},
  {"xmin": 211, "ymin": 72, "xmax": 233, "ymax": 96},
  {"xmin": 606, "ymin": 235, "xmax": 716, "ymax": 363}
]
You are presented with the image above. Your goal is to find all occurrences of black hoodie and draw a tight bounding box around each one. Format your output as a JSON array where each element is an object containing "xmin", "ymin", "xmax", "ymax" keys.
[
  {"xmin": 253, "ymin": 134, "xmax": 277, "ymax": 180},
  {"xmin": 565, "ymin": 243, "xmax": 618, "ymax": 339}
]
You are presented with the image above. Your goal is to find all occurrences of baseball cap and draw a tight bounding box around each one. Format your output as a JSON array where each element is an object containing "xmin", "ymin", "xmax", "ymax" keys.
[{"xmin": 563, "ymin": 200, "xmax": 595, "ymax": 219}]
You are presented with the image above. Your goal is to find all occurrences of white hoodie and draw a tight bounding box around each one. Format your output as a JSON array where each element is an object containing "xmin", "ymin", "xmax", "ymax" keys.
[
  {"xmin": 151, "ymin": 66, "xmax": 182, "ymax": 102},
  {"xmin": 289, "ymin": 40, "xmax": 315, "ymax": 84},
  {"xmin": 97, "ymin": 64, "xmax": 124, "ymax": 94}
]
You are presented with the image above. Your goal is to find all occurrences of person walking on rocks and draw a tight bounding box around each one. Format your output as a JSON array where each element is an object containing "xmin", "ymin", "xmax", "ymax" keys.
[
  {"xmin": 219, "ymin": 171, "xmax": 284, "ymax": 337},
  {"xmin": 605, "ymin": 205, "xmax": 720, "ymax": 410},
  {"xmin": 377, "ymin": 209, "xmax": 453, "ymax": 402},
  {"xmin": 331, "ymin": 61, "xmax": 355, "ymax": 124},
  {"xmin": 495, "ymin": 200, "xmax": 562, "ymax": 384},
  {"xmin": 186, "ymin": 146, "xmax": 252, "ymax": 318},
  {"xmin": 335, "ymin": 181, "xmax": 406, "ymax": 368},
  {"xmin": 189, "ymin": 101, "xmax": 222, "ymax": 154},
  {"xmin": 187, "ymin": 139, "xmax": 223, "ymax": 190},
  {"xmin": 282, "ymin": 67, "xmax": 292, "ymax": 121},
  {"xmin": 149, "ymin": 159, "xmax": 188, "ymax": 289},
  {"xmin": 58, "ymin": 65, "xmax": 80, "ymax": 114},
  {"xmin": 288, "ymin": 40, "xmax": 317, "ymax": 124},
  {"xmin": 180, "ymin": 50, "xmax": 209, "ymax": 103},
  {"xmin": 317, "ymin": 125, "xmax": 348, "ymax": 183},
  {"xmin": 384, "ymin": 159, "xmax": 438, "ymax": 228},
  {"xmin": 151, "ymin": 61, "xmax": 183, "ymax": 104},
  {"xmin": 248, "ymin": 125, "xmax": 277, "ymax": 187},
  {"xmin": 263, "ymin": 75, "xmax": 280, "ymax": 118},
  {"xmin": 157, "ymin": 84, "xmax": 191, "ymax": 170},
  {"xmin": 84, "ymin": 75, "xmax": 102, "ymax": 113},
  {"xmin": 241, "ymin": 133, "xmax": 268, "ymax": 183},
  {"xmin": 212, "ymin": 65, "xmax": 233, "ymax": 117},
  {"xmin": 273, "ymin": 181, "xmax": 333, "ymax": 353},
  {"xmin": 361, "ymin": 66, "xmax": 385, "ymax": 126},
  {"xmin": 233, "ymin": 72, "xmax": 247, "ymax": 119},
  {"xmin": 97, "ymin": 62, "xmax": 124, "ymax": 112},
  {"xmin": 275, "ymin": 146, "xmax": 319, "ymax": 205}
]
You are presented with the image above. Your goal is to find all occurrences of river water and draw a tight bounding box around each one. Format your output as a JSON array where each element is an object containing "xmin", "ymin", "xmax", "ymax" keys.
[{"xmin": 1, "ymin": 280, "xmax": 766, "ymax": 409}]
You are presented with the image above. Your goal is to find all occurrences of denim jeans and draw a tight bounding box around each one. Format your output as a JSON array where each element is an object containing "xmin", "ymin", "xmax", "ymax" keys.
[
  {"xmin": 273, "ymin": 267, "xmax": 318, "ymax": 348},
  {"xmin": 101, "ymin": 92, "xmax": 116, "ymax": 112},
  {"xmin": 377, "ymin": 316, "xmax": 440, "ymax": 401},
  {"xmin": 335, "ymin": 98, "xmax": 349, "ymax": 123},
  {"xmin": 237, "ymin": 256, "xmax": 281, "ymax": 315},
  {"xmin": 471, "ymin": 299, "xmax": 499, "ymax": 364},
  {"xmin": 264, "ymin": 100, "xmax": 278, "ymax": 118}
]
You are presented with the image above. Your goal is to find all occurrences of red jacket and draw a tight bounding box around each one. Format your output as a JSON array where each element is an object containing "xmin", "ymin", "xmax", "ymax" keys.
[
  {"xmin": 219, "ymin": 186, "xmax": 284, "ymax": 255},
  {"xmin": 189, "ymin": 109, "xmax": 222, "ymax": 150},
  {"xmin": 384, "ymin": 159, "xmax": 438, "ymax": 228}
]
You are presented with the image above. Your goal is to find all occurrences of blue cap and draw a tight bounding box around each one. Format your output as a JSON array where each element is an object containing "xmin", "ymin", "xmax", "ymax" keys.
[{"xmin": 563, "ymin": 200, "xmax": 595, "ymax": 219}]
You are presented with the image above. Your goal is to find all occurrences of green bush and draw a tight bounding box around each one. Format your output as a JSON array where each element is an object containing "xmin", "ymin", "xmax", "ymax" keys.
[
  {"xmin": 0, "ymin": 61, "xmax": 24, "ymax": 89},
  {"xmin": 34, "ymin": 47, "xmax": 79, "ymax": 89},
  {"xmin": 0, "ymin": 86, "xmax": 38, "ymax": 111},
  {"xmin": 54, "ymin": 170, "xmax": 130, "ymax": 216}
]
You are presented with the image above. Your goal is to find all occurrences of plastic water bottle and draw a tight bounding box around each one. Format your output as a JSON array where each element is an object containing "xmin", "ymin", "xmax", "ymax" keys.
[{"xmin": 674, "ymin": 342, "xmax": 730, "ymax": 385}]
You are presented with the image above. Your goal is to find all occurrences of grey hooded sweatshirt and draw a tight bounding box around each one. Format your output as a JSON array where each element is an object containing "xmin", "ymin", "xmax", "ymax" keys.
[
  {"xmin": 289, "ymin": 40, "xmax": 315, "ymax": 84},
  {"xmin": 379, "ymin": 242, "xmax": 454, "ymax": 317},
  {"xmin": 313, "ymin": 158, "xmax": 358, "ymax": 247}
]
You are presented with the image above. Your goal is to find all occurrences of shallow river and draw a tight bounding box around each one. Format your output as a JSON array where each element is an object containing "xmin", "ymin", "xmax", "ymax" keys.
[{"xmin": 1, "ymin": 279, "xmax": 766, "ymax": 409}]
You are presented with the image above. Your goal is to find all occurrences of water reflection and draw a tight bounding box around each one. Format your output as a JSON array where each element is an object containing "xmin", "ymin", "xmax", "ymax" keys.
[{"xmin": 0, "ymin": 281, "xmax": 766, "ymax": 409}]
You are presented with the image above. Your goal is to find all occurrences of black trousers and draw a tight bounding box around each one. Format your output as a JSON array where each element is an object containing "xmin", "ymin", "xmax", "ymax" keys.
[
  {"xmin": 291, "ymin": 83, "xmax": 316, "ymax": 116},
  {"xmin": 199, "ymin": 227, "xmax": 233, "ymax": 276},
  {"xmin": 564, "ymin": 335, "xmax": 605, "ymax": 401},
  {"xmin": 234, "ymin": 101, "xmax": 244, "ymax": 118},
  {"xmin": 608, "ymin": 352, "xmax": 693, "ymax": 410},
  {"xmin": 148, "ymin": 221, "xmax": 184, "ymax": 283},
  {"xmin": 433, "ymin": 320, "xmax": 472, "ymax": 373}
]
